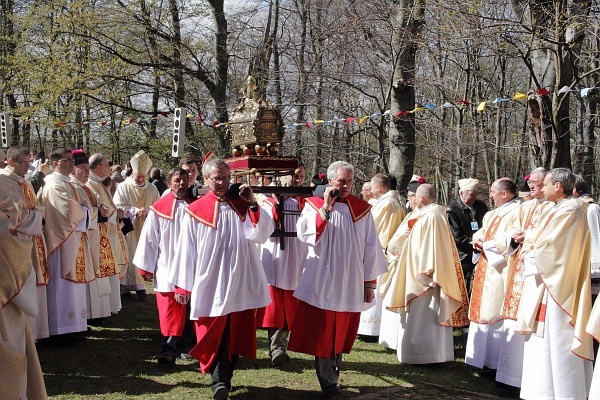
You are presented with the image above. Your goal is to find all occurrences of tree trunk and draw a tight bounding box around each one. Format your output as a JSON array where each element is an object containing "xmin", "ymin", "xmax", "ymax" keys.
[{"xmin": 388, "ymin": 0, "xmax": 426, "ymax": 195}]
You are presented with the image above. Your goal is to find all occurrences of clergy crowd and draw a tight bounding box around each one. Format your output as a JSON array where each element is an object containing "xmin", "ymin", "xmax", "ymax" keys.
[{"xmin": 1, "ymin": 144, "xmax": 600, "ymax": 400}]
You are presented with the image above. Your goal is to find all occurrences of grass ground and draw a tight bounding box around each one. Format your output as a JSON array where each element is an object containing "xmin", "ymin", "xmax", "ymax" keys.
[{"xmin": 37, "ymin": 284, "xmax": 517, "ymax": 399}]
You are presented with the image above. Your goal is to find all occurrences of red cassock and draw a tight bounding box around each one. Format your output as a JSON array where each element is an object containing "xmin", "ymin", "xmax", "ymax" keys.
[
  {"xmin": 190, "ymin": 309, "xmax": 257, "ymax": 373},
  {"xmin": 256, "ymin": 286, "xmax": 299, "ymax": 329}
]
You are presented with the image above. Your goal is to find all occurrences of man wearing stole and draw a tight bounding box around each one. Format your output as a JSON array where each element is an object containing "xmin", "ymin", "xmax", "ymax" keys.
[
  {"xmin": 465, "ymin": 179, "xmax": 520, "ymax": 373},
  {"xmin": 494, "ymin": 167, "xmax": 553, "ymax": 388},
  {"xmin": 517, "ymin": 168, "xmax": 593, "ymax": 399},
  {"xmin": 0, "ymin": 146, "xmax": 50, "ymax": 340},
  {"xmin": 87, "ymin": 153, "xmax": 127, "ymax": 315},
  {"xmin": 379, "ymin": 183, "xmax": 469, "ymax": 364},
  {"xmin": 0, "ymin": 209, "xmax": 47, "ymax": 399},
  {"xmin": 70, "ymin": 150, "xmax": 117, "ymax": 326},
  {"xmin": 38, "ymin": 148, "xmax": 95, "ymax": 339}
]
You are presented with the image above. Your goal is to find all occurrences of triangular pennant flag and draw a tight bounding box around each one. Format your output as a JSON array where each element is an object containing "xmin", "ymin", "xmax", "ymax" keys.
[
  {"xmin": 581, "ymin": 87, "xmax": 593, "ymax": 97},
  {"xmin": 441, "ymin": 102, "xmax": 456, "ymax": 108},
  {"xmin": 513, "ymin": 92, "xmax": 528, "ymax": 100},
  {"xmin": 477, "ymin": 101, "xmax": 487, "ymax": 111},
  {"xmin": 492, "ymin": 98, "xmax": 509, "ymax": 104},
  {"xmin": 409, "ymin": 107, "xmax": 423, "ymax": 113},
  {"xmin": 424, "ymin": 102, "xmax": 437, "ymax": 109},
  {"xmin": 313, "ymin": 119, "xmax": 325, "ymax": 124},
  {"xmin": 557, "ymin": 86, "xmax": 573, "ymax": 95},
  {"xmin": 396, "ymin": 111, "xmax": 410, "ymax": 117},
  {"xmin": 345, "ymin": 117, "xmax": 357, "ymax": 124},
  {"xmin": 537, "ymin": 88, "xmax": 551, "ymax": 96},
  {"xmin": 358, "ymin": 116, "xmax": 369, "ymax": 124},
  {"xmin": 456, "ymin": 100, "xmax": 472, "ymax": 106},
  {"xmin": 383, "ymin": 110, "xmax": 391, "ymax": 115}
]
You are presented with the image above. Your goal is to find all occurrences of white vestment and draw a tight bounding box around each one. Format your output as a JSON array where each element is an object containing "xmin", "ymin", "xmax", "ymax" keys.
[
  {"xmin": 133, "ymin": 195, "xmax": 187, "ymax": 292},
  {"xmin": 113, "ymin": 177, "xmax": 159, "ymax": 291},
  {"xmin": 466, "ymin": 199, "xmax": 521, "ymax": 369},
  {"xmin": 259, "ymin": 196, "xmax": 308, "ymax": 290},
  {"xmin": 41, "ymin": 172, "xmax": 91, "ymax": 335},
  {"xmin": 0, "ymin": 168, "xmax": 49, "ymax": 340},
  {"xmin": 294, "ymin": 200, "xmax": 388, "ymax": 312},
  {"xmin": 87, "ymin": 172, "xmax": 124, "ymax": 314},
  {"xmin": 169, "ymin": 199, "xmax": 273, "ymax": 318},
  {"xmin": 358, "ymin": 190, "xmax": 405, "ymax": 336}
]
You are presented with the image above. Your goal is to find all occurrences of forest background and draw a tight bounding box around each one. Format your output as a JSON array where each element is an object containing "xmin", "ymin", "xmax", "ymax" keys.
[{"xmin": 1, "ymin": 0, "xmax": 599, "ymax": 203}]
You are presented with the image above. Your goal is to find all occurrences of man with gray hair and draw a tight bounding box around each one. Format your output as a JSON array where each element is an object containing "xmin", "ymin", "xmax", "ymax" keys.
[
  {"xmin": 288, "ymin": 160, "xmax": 388, "ymax": 398},
  {"xmin": 517, "ymin": 168, "xmax": 594, "ymax": 399},
  {"xmin": 169, "ymin": 158, "xmax": 273, "ymax": 399},
  {"xmin": 494, "ymin": 167, "xmax": 553, "ymax": 389}
]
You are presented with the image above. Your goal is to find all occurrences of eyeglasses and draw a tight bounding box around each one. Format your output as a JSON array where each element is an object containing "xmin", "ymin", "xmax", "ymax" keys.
[
  {"xmin": 14, "ymin": 160, "xmax": 31, "ymax": 165},
  {"xmin": 207, "ymin": 175, "xmax": 230, "ymax": 184},
  {"xmin": 58, "ymin": 158, "xmax": 75, "ymax": 163}
]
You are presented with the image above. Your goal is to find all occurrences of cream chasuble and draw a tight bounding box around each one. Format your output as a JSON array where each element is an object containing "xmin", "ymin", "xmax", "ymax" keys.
[
  {"xmin": 378, "ymin": 204, "xmax": 469, "ymax": 363},
  {"xmin": 0, "ymin": 168, "xmax": 51, "ymax": 339},
  {"xmin": 379, "ymin": 204, "xmax": 469, "ymax": 326},
  {"xmin": 470, "ymin": 198, "xmax": 521, "ymax": 324},
  {"xmin": 113, "ymin": 177, "xmax": 159, "ymax": 290},
  {"xmin": 465, "ymin": 198, "xmax": 521, "ymax": 370},
  {"xmin": 87, "ymin": 172, "xmax": 127, "ymax": 272},
  {"xmin": 500, "ymin": 199, "xmax": 553, "ymax": 320},
  {"xmin": 39, "ymin": 172, "xmax": 94, "ymax": 335},
  {"xmin": 358, "ymin": 190, "xmax": 405, "ymax": 336}
]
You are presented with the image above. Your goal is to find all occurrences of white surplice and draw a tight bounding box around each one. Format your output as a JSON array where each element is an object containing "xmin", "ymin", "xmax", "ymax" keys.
[{"xmin": 169, "ymin": 201, "xmax": 273, "ymax": 318}]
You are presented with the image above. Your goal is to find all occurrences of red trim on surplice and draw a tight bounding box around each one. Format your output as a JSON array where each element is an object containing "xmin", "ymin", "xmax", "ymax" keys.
[
  {"xmin": 155, "ymin": 292, "xmax": 186, "ymax": 337},
  {"xmin": 189, "ymin": 309, "xmax": 257, "ymax": 373},
  {"xmin": 185, "ymin": 191, "xmax": 254, "ymax": 228},
  {"xmin": 256, "ymin": 286, "xmax": 299, "ymax": 329},
  {"xmin": 287, "ymin": 301, "xmax": 360, "ymax": 358},
  {"xmin": 150, "ymin": 192, "xmax": 178, "ymax": 220},
  {"xmin": 304, "ymin": 194, "xmax": 371, "ymax": 240}
]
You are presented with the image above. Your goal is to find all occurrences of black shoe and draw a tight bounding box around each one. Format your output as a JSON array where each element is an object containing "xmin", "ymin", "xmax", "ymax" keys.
[
  {"xmin": 272, "ymin": 351, "xmax": 287, "ymax": 367},
  {"xmin": 323, "ymin": 384, "xmax": 342, "ymax": 399},
  {"xmin": 157, "ymin": 351, "xmax": 176, "ymax": 364},
  {"xmin": 136, "ymin": 290, "xmax": 147, "ymax": 301},
  {"xmin": 212, "ymin": 383, "xmax": 229, "ymax": 400}
]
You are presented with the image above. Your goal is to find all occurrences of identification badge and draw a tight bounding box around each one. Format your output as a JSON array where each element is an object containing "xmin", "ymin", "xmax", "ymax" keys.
[{"xmin": 470, "ymin": 220, "xmax": 479, "ymax": 231}]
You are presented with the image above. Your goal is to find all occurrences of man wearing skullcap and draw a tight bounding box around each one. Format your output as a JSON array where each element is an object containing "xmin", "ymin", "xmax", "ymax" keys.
[
  {"xmin": 446, "ymin": 178, "xmax": 488, "ymax": 294},
  {"xmin": 38, "ymin": 148, "xmax": 95, "ymax": 340},
  {"xmin": 114, "ymin": 150, "xmax": 160, "ymax": 300}
]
